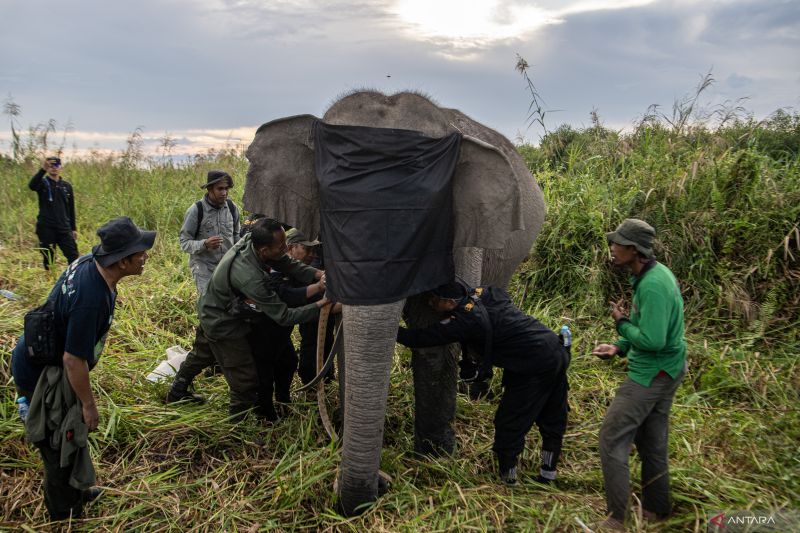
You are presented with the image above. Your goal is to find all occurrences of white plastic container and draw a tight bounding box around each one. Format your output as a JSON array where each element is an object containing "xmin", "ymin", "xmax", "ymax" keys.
[{"xmin": 146, "ymin": 345, "xmax": 189, "ymax": 382}]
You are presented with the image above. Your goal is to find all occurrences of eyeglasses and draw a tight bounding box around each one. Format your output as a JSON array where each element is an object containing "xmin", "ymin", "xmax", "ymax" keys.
[{"xmin": 50, "ymin": 163, "xmax": 61, "ymax": 168}]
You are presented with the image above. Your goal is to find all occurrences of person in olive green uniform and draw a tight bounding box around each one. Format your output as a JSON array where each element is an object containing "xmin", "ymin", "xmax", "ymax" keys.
[
  {"xmin": 592, "ymin": 219, "xmax": 687, "ymax": 530},
  {"xmin": 173, "ymin": 218, "xmax": 329, "ymax": 419}
]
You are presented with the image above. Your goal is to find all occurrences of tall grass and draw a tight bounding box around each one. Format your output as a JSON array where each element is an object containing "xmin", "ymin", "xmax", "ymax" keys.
[{"xmin": 1, "ymin": 112, "xmax": 798, "ymax": 531}]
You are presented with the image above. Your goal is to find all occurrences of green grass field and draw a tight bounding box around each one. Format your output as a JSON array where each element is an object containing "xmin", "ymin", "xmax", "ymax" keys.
[{"xmin": 1, "ymin": 114, "xmax": 798, "ymax": 531}]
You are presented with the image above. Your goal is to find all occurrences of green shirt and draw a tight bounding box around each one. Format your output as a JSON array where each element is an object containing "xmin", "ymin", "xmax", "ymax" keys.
[
  {"xmin": 614, "ymin": 261, "xmax": 686, "ymax": 387},
  {"xmin": 200, "ymin": 233, "xmax": 320, "ymax": 339}
]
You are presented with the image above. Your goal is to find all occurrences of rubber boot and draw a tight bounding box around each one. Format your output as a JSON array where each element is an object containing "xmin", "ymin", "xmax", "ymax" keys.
[
  {"xmin": 497, "ymin": 453, "xmax": 518, "ymax": 486},
  {"xmin": 166, "ymin": 375, "xmax": 205, "ymax": 404}
]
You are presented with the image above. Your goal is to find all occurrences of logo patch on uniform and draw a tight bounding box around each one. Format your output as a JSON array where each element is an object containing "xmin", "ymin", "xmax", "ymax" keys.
[
  {"xmin": 474, "ymin": 287, "xmax": 483, "ymax": 296},
  {"xmin": 464, "ymin": 302, "xmax": 475, "ymax": 311}
]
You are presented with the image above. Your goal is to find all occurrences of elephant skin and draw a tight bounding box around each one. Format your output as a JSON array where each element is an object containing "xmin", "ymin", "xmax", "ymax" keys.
[{"xmin": 244, "ymin": 91, "xmax": 544, "ymax": 516}]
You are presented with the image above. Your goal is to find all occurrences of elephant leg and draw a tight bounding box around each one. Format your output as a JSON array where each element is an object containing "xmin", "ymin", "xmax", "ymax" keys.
[
  {"xmin": 405, "ymin": 291, "xmax": 459, "ymax": 456},
  {"xmin": 410, "ymin": 340, "xmax": 459, "ymax": 455},
  {"xmin": 337, "ymin": 300, "xmax": 404, "ymax": 516},
  {"xmin": 405, "ymin": 247, "xmax": 484, "ymax": 455}
]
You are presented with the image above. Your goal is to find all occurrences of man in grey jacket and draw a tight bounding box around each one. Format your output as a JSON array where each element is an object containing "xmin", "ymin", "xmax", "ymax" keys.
[{"xmin": 179, "ymin": 170, "xmax": 241, "ymax": 295}]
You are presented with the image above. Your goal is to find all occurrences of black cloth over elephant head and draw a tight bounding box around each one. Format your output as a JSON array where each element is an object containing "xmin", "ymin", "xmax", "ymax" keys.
[{"xmin": 313, "ymin": 121, "xmax": 461, "ymax": 305}]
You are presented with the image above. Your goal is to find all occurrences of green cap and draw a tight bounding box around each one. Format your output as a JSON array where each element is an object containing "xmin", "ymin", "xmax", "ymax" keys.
[{"xmin": 606, "ymin": 218, "xmax": 656, "ymax": 258}]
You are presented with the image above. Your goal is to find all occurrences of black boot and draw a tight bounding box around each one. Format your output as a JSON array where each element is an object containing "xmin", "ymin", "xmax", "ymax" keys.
[
  {"xmin": 81, "ymin": 487, "xmax": 103, "ymax": 503},
  {"xmin": 497, "ymin": 453, "xmax": 518, "ymax": 486},
  {"xmin": 166, "ymin": 375, "xmax": 205, "ymax": 404},
  {"xmin": 468, "ymin": 379, "xmax": 494, "ymax": 401}
]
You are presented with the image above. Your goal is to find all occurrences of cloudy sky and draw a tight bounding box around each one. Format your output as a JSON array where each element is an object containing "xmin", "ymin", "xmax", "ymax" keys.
[{"xmin": 1, "ymin": 0, "xmax": 798, "ymax": 158}]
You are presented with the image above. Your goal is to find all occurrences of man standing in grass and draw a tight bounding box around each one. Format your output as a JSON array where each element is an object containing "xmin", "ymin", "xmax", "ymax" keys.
[
  {"xmin": 167, "ymin": 171, "xmax": 240, "ymax": 402},
  {"xmin": 178, "ymin": 170, "xmax": 240, "ymax": 295},
  {"xmin": 592, "ymin": 218, "xmax": 687, "ymax": 531},
  {"xmin": 28, "ymin": 157, "xmax": 79, "ymax": 270},
  {"xmin": 11, "ymin": 216, "xmax": 156, "ymax": 521},
  {"xmin": 397, "ymin": 281, "xmax": 570, "ymax": 486}
]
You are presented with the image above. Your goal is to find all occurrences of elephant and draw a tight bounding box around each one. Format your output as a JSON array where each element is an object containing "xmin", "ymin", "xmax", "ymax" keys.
[{"xmin": 244, "ymin": 90, "xmax": 545, "ymax": 515}]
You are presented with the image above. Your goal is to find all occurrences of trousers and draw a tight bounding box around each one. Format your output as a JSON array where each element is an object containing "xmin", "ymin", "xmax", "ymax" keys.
[
  {"xmin": 36, "ymin": 225, "xmax": 78, "ymax": 270},
  {"xmin": 181, "ymin": 326, "xmax": 259, "ymax": 415},
  {"xmin": 599, "ymin": 366, "xmax": 686, "ymax": 520},
  {"xmin": 492, "ymin": 347, "xmax": 570, "ymax": 468}
]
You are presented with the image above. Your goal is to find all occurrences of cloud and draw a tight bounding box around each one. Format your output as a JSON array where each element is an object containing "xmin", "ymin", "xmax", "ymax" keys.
[
  {"xmin": 726, "ymin": 73, "xmax": 753, "ymax": 89},
  {"xmin": 0, "ymin": 0, "xmax": 797, "ymax": 154},
  {"xmin": 389, "ymin": 0, "xmax": 657, "ymax": 54}
]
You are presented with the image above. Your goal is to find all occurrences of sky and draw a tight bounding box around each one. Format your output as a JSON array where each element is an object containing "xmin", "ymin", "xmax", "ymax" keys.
[{"xmin": 1, "ymin": 0, "xmax": 798, "ymax": 159}]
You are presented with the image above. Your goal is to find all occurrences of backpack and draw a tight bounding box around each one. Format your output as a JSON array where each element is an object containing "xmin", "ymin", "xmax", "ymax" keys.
[{"xmin": 193, "ymin": 199, "xmax": 240, "ymax": 239}]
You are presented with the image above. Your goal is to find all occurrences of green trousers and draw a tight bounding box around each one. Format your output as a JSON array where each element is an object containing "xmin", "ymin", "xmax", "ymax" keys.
[{"xmin": 195, "ymin": 327, "xmax": 260, "ymax": 416}]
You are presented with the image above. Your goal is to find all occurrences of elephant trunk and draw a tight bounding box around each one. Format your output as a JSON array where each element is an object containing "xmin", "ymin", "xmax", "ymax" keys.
[{"xmin": 337, "ymin": 300, "xmax": 404, "ymax": 516}]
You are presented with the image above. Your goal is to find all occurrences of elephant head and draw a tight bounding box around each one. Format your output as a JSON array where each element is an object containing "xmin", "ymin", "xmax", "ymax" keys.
[{"xmin": 244, "ymin": 91, "xmax": 544, "ymax": 515}]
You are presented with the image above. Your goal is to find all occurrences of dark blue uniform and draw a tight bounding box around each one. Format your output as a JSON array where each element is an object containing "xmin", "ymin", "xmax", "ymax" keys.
[
  {"xmin": 28, "ymin": 169, "xmax": 79, "ymax": 269},
  {"xmin": 397, "ymin": 286, "xmax": 569, "ymax": 482}
]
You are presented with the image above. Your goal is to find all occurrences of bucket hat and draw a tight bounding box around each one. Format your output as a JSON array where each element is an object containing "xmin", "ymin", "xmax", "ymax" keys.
[
  {"xmin": 92, "ymin": 216, "xmax": 156, "ymax": 267},
  {"xmin": 200, "ymin": 170, "xmax": 233, "ymax": 189},
  {"xmin": 606, "ymin": 218, "xmax": 655, "ymax": 258}
]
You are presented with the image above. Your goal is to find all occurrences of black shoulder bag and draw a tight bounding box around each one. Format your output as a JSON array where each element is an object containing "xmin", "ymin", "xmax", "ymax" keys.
[
  {"xmin": 23, "ymin": 255, "xmax": 94, "ymax": 365},
  {"xmin": 24, "ymin": 299, "xmax": 59, "ymax": 365}
]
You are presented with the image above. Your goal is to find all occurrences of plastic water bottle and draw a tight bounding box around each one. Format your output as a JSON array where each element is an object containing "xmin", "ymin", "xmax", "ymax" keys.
[
  {"xmin": 559, "ymin": 325, "xmax": 572, "ymax": 348},
  {"xmin": 16, "ymin": 396, "xmax": 30, "ymax": 422}
]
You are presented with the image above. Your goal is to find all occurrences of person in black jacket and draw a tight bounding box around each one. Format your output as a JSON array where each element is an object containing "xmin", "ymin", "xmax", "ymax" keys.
[
  {"xmin": 28, "ymin": 157, "xmax": 79, "ymax": 270},
  {"xmin": 397, "ymin": 281, "xmax": 570, "ymax": 485}
]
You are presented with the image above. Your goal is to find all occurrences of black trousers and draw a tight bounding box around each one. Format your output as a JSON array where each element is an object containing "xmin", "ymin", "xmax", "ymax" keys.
[
  {"xmin": 36, "ymin": 225, "xmax": 79, "ymax": 270},
  {"xmin": 35, "ymin": 439, "xmax": 86, "ymax": 520},
  {"xmin": 492, "ymin": 347, "xmax": 570, "ymax": 468},
  {"xmin": 297, "ymin": 315, "xmax": 336, "ymax": 385},
  {"xmin": 249, "ymin": 319, "xmax": 297, "ymax": 406}
]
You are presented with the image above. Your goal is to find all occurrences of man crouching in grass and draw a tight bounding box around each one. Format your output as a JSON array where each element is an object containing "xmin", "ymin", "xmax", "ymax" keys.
[{"xmin": 11, "ymin": 217, "xmax": 156, "ymax": 521}]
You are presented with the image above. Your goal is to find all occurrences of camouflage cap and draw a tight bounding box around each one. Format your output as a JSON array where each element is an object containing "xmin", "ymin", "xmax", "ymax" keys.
[
  {"xmin": 286, "ymin": 228, "xmax": 320, "ymax": 247},
  {"xmin": 606, "ymin": 218, "xmax": 656, "ymax": 258}
]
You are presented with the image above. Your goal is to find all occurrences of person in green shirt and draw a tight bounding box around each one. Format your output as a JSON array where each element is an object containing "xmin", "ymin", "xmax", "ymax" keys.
[
  {"xmin": 592, "ymin": 218, "xmax": 687, "ymax": 531},
  {"xmin": 169, "ymin": 218, "xmax": 333, "ymax": 420}
]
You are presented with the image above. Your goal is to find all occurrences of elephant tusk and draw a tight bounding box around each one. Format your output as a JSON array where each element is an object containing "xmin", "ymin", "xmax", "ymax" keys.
[
  {"xmin": 316, "ymin": 301, "xmax": 338, "ymax": 441},
  {"xmin": 294, "ymin": 319, "xmax": 342, "ymax": 393}
]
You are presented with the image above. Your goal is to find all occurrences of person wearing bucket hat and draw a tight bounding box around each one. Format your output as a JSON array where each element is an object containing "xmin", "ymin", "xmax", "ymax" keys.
[
  {"xmin": 179, "ymin": 169, "xmax": 240, "ymax": 295},
  {"xmin": 10, "ymin": 216, "xmax": 156, "ymax": 521},
  {"xmin": 592, "ymin": 218, "xmax": 687, "ymax": 530},
  {"xmin": 28, "ymin": 156, "xmax": 80, "ymax": 270}
]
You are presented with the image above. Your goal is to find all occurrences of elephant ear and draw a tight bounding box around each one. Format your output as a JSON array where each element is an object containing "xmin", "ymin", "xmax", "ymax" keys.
[
  {"xmin": 244, "ymin": 114, "xmax": 320, "ymax": 236},
  {"xmin": 452, "ymin": 135, "xmax": 525, "ymax": 250}
]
